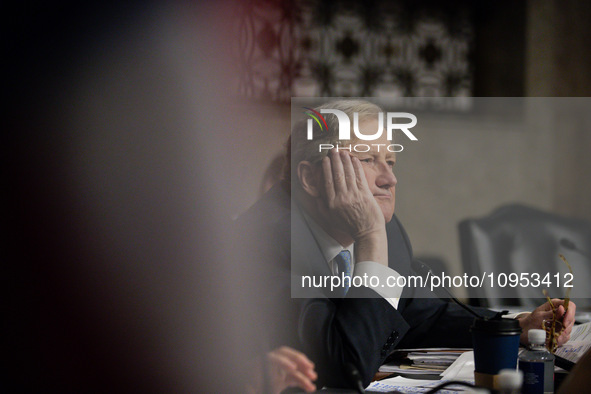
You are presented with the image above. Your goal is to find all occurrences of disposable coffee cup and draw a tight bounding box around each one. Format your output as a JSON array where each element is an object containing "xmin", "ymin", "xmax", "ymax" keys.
[{"xmin": 471, "ymin": 317, "xmax": 522, "ymax": 390}]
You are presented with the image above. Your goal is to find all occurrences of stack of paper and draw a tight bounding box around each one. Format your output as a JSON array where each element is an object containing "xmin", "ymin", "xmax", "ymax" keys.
[
  {"xmin": 368, "ymin": 351, "xmax": 476, "ymax": 393},
  {"xmin": 379, "ymin": 348, "xmax": 471, "ymax": 375},
  {"xmin": 555, "ymin": 321, "xmax": 591, "ymax": 363}
]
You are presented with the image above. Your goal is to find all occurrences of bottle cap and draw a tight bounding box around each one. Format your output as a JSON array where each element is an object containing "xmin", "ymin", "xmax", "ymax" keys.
[
  {"xmin": 528, "ymin": 329, "xmax": 547, "ymax": 345},
  {"xmin": 497, "ymin": 368, "xmax": 523, "ymax": 390}
]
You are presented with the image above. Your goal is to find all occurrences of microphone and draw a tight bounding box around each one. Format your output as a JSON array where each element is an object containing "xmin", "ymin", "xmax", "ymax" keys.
[
  {"xmin": 411, "ymin": 259, "xmax": 494, "ymax": 320},
  {"xmin": 559, "ymin": 237, "xmax": 591, "ymax": 260}
]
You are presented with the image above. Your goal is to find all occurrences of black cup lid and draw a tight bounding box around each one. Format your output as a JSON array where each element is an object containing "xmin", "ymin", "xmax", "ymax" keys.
[{"xmin": 470, "ymin": 316, "xmax": 522, "ymax": 335}]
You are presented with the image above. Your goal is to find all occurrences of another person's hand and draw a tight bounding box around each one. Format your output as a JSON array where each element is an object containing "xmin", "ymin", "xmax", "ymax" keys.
[
  {"xmin": 267, "ymin": 347, "xmax": 317, "ymax": 394},
  {"xmin": 517, "ymin": 299, "xmax": 576, "ymax": 347},
  {"xmin": 246, "ymin": 347, "xmax": 317, "ymax": 394}
]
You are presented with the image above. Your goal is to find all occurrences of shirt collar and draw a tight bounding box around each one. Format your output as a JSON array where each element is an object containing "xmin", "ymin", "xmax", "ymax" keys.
[{"xmin": 302, "ymin": 210, "xmax": 354, "ymax": 264}]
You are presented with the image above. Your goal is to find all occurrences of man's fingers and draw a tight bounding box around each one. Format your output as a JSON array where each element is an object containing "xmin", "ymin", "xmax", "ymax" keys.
[
  {"xmin": 540, "ymin": 299, "xmax": 557, "ymax": 312},
  {"xmin": 352, "ymin": 155, "xmax": 370, "ymax": 191},
  {"xmin": 329, "ymin": 149, "xmax": 347, "ymax": 194},
  {"xmin": 558, "ymin": 327, "xmax": 572, "ymax": 346},
  {"xmin": 268, "ymin": 351, "xmax": 297, "ymax": 373},
  {"xmin": 269, "ymin": 347, "xmax": 317, "ymax": 394},
  {"xmin": 565, "ymin": 301, "xmax": 577, "ymax": 326},
  {"xmin": 555, "ymin": 305, "xmax": 565, "ymax": 319},
  {"xmin": 339, "ymin": 150, "xmax": 358, "ymax": 190},
  {"xmin": 275, "ymin": 347, "xmax": 316, "ymax": 376},
  {"xmin": 557, "ymin": 320, "xmax": 573, "ymax": 342},
  {"xmin": 538, "ymin": 298, "xmax": 562, "ymax": 313},
  {"xmin": 322, "ymin": 156, "xmax": 335, "ymax": 202},
  {"xmin": 550, "ymin": 299, "xmax": 576, "ymax": 324},
  {"xmin": 285, "ymin": 371, "xmax": 316, "ymax": 393},
  {"xmin": 526, "ymin": 299, "xmax": 577, "ymax": 347},
  {"xmin": 537, "ymin": 309, "xmax": 555, "ymax": 322}
]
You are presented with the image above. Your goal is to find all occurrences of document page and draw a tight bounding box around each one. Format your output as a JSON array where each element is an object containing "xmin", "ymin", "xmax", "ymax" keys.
[{"xmin": 555, "ymin": 321, "xmax": 591, "ymax": 363}]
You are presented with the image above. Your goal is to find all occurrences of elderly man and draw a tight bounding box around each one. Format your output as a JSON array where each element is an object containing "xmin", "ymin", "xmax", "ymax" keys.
[{"xmin": 237, "ymin": 100, "xmax": 575, "ymax": 389}]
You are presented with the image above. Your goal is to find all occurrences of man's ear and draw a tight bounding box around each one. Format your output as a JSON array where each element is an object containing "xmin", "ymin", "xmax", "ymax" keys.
[{"xmin": 297, "ymin": 161, "xmax": 320, "ymax": 197}]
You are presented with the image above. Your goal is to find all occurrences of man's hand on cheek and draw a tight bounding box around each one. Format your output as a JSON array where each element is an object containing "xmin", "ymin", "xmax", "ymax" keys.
[
  {"xmin": 318, "ymin": 149, "xmax": 388, "ymax": 264},
  {"xmin": 319, "ymin": 149, "xmax": 383, "ymax": 236}
]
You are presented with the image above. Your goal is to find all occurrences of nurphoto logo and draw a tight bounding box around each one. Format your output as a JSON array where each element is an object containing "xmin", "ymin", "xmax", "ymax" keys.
[{"xmin": 303, "ymin": 107, "xmax": 418, "ymax": 153}]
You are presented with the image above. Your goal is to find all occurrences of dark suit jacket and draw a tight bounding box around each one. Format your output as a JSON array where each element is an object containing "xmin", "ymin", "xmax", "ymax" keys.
[{"xmin": 236, "ymin": 182, "xmax": 495, "ymax": 388}]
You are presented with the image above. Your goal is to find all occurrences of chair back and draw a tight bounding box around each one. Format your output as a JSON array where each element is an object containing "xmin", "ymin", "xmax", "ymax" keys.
[{"xmin": 459, "ymin": 204, "xmax": 591, "ymax": 309}]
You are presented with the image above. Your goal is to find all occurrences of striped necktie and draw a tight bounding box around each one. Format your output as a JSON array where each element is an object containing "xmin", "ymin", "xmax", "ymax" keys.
[{"xmin": 335, "ymin": 249, "xmax": 352, "ymax": 295}]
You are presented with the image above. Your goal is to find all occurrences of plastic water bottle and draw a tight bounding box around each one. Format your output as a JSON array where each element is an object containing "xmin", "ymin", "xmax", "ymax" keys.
[
  {"xmin": 497, "ymin": 368, "xmax": 523, "ymax": 394},
  {"xmin": 519, "ymin": 329, "xmax": 555, "ymax": 393}
]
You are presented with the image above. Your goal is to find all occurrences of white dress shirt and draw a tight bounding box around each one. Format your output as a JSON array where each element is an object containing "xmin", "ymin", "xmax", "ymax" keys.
[{"xmin": 302, "ymin": 211, "xmax": 403, "ymax": 309}]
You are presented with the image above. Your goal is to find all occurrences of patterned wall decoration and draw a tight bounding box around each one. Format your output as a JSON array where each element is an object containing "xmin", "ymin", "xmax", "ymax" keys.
[{"xmin": 234, "ymin": 0, "xmax": 474, "ymax": 102}]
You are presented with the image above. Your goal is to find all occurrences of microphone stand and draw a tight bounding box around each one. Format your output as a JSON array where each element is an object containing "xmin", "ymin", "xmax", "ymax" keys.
[{"xmin": 412, "ymin": 260, "xmax": 508, "ymax": 320}]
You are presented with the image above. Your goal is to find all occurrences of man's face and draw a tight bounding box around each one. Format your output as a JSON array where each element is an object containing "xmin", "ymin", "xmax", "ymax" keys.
[{"xmin": 350, "ymin": 118, "xmax": 398, "ymax": 222}]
